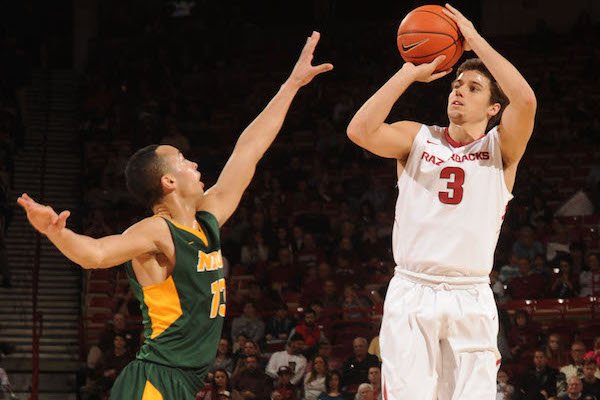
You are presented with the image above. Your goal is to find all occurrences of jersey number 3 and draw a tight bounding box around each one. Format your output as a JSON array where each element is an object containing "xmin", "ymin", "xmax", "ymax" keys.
[
  {"xmin": 210, "ymin": 278, "xmax": 226, "ymax": 318},
  {"xmin": 438, "ymin": 167, "xmax": 465, "ymax": 204}
]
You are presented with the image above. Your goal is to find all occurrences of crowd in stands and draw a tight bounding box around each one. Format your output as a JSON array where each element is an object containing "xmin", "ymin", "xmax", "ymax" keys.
[{"xmin": 67, "ymin": 5, "xmax": 600, "ymax": 400}]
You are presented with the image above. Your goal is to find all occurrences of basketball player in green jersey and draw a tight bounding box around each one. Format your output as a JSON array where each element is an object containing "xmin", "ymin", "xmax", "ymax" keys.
[{"xmin": 17, "ymin": 31, "xmax": 332, "ymax": 400}]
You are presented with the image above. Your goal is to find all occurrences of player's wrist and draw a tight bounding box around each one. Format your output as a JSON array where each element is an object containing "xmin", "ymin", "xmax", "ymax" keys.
[{"xmin": 281, "ymin": 79, "xmax": 302, "ymax": 93}]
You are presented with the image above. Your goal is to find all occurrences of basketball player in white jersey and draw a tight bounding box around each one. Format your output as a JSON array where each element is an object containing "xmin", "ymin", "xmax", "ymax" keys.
[{"xmin": 346, "ymin": 4, "xmax": 536, "ymax": 400}]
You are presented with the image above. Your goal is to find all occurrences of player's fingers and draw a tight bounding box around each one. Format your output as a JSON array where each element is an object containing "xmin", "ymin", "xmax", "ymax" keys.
[
  {"xmin": 441, "ymin": 8, "xmax": 457, "ymax": 21},
  {"xmin": 444, "ymin": 3, "xmax": 462, "ymax": 16},
  {"xmin": 301, "ymin": 31, "xmax": 320, "ymax": 56},
  {"xmin": 430, "ymin": 68, "xmax": 453, "ymax": 81},
  {"xmin": 57, "ymin": 210, "xmax": 71, "ymax": 226},
  {"xmin": 430, "ymin": 55, "xmax": 447, "ymax": 68},
  {"xmin": 313, "ymin": 63, "xmax": 334, "ymax": 75}
]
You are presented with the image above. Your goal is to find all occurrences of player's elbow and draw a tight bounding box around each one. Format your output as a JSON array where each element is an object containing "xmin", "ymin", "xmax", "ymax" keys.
[
  {"xmin": 346, "ymin": 121, "xmax": 365, "ymax": 145},
  {"xmin": 515, "ymin": 88, "xmax": 537, "ymax": 112}
]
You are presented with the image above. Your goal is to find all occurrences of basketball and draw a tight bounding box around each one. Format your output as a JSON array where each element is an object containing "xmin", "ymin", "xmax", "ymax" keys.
[{"xmin": 397, "ymin": 4, "xmax": 464, "ymax": 72}]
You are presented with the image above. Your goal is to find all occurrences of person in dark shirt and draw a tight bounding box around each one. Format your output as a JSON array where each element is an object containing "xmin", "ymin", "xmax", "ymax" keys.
[
  {"xmin": 514, "ymin": 349, "xmax": 558, "ymax": 400},
  {"xmin": 341, "ymin": 338, "xmax": 380, "ymax": 391},
  {"xmin": 582, "ymin": 359, "xmax": 600, "ymax": 400}
]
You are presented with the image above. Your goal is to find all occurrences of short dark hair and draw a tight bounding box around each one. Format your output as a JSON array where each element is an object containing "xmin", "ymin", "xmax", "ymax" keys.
[
  {"xmin": 124, "ymin": 145, "xmax": 167, "ymax": 210},
  {"xmin": 456, "ymin": 58, "xmax": 510, "ymax": 133}
]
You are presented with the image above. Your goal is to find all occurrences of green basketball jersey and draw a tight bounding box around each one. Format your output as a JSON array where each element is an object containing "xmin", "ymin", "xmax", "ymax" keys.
[{"xmin": 124, "ymin": 211, "xmax": 225, "ymax": 369}]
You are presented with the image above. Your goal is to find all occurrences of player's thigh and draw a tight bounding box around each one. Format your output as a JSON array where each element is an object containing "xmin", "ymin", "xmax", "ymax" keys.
[
  {"xmin": 443, "ymin": 285, "xmax": 499, "ymax": 400},
  {"xmin": 380, "ymin": 276, "xmax": 441, "ymax": 400}
]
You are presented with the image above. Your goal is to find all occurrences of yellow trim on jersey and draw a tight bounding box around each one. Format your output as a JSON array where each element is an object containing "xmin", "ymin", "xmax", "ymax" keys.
[
  {"xmin": 142, "ymin": 380, "xmax": 164, "ymax": 400},
  {"xmin": 143, "ymin": 276, "xmax": 183, "ymax": 339},
  {"xmin": 163, "ymin": 217, "xmax": 209, "ymax": 246}
]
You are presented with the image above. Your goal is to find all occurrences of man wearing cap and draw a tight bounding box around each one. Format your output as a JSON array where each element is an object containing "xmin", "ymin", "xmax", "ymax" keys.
[{"xmin": 275, "ymin": 366, "xmax": 298, "ymax": 400}]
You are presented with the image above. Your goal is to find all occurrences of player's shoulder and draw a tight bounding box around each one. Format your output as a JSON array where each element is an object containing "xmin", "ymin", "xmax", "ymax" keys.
[{"xmin": 123, "ymin": 215, "xmax": 170, "ymax": 237}]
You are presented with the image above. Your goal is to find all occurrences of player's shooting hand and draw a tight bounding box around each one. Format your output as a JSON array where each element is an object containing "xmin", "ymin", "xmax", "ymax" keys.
[
  {"xmin": 17, "ymin": 193, "xmax": 70, "ymax": 236},
  {"xmin": 402, "ymin": 55, "xmax": 452, "ymax": 83},
  {"xmin": 442, "ymin": 4, "xmax": 477, "ymax": 51},
  {"xmin": 287, "ymin": 31, "xmax": 334, "ymax": 89}
]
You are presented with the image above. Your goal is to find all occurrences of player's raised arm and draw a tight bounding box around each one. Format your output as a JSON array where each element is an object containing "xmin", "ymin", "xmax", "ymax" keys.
[
  {"xmin": 443, "ymin": 3, "xmax": 536, "ymax": 167},
  {"xmin": 17, "ymin": 193, "xmax": 165, "ymax": 269},
  {"xmin": 201, "ymin": 31, "xmax": 333, "ymax": 226},
  {"xmin": 346, "ymin": 56, "xmax": 451, "ymax": 160}
]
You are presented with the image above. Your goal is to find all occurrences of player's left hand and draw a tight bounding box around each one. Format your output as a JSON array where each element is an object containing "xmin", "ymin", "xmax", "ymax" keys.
[
  {"xmin": 288, "ymin": 31, "xmax": 334, "ymax": 88},
  {"xmin": 17, "ymin": 193, "xmax": 71, "ymax": 236},
  {"xmin": 442, "ymin": 4, "xmax": 478, "ymax": 51}
]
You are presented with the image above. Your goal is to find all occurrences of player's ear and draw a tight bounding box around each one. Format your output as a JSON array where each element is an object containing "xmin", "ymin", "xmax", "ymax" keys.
[
  {"xmin": 487, "ymin": 102, "xmax": 501, "ymax": 118},
  {"xmin": 161, "ymin": 175, "xmax": 176, "ymax": 192}
]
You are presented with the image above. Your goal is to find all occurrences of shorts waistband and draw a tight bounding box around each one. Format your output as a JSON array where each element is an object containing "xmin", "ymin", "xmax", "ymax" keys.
[{"xmin": 395, "ymin": 268, "xmax": 490, "ymax": 288}]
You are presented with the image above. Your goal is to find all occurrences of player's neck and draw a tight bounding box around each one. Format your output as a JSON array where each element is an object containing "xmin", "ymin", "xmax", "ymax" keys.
[
  {"xmin": 153, "ymin": 197, "xmax": 198, "ymax": 229},
  {"xmin": 447, "ymin": 122, "xmax": 486, "ymax": 144}
]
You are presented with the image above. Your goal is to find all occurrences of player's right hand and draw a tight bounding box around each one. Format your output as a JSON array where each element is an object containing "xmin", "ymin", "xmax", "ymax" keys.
[
  {"xmin": 17, "ymin": 193, "xmax": 71, "ymax": 236},
  {"xmin": 287, "ymin": 31, "xmax": 334, "ymax": 89},
  {"xmin": 402, "ymin": 55, "xmax": 453, "ymax": 83}
]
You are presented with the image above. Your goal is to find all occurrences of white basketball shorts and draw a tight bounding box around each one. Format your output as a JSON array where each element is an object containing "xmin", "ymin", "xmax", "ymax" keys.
[{"xmin": 380, "ymin": 271, "xmax": 501, "ymax": 400}]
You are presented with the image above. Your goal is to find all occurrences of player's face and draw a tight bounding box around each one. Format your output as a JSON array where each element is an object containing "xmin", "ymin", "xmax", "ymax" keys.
[
  {"xmin": 157, "ymin": 145, "xmax": 204, "ymax": 198},
  {"xmin": 447, "ymin": 70, "xmax": 500, "ymax": 126}
]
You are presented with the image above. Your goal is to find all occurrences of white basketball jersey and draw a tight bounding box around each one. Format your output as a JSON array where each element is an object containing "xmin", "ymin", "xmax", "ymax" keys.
[{"xmin": 392, "ymin": 124, "xmax": 513, "ymax": 278}]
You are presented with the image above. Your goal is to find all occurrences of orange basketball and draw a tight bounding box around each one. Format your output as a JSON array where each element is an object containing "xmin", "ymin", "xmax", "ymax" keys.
[{"xmin": 397, "ymin": 4, "xmax": 464, "ymax": 72}]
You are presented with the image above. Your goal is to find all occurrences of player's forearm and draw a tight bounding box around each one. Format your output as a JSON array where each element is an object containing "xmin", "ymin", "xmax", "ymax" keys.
[
  {"xmin": 234, "ymin": 81, "xmax": 300, "ymax": 163},
  {"xmin": 347, "ymin": 67, "xmax": 415, "ymax": 137},
  {"xmin": 46, "ymin": 229, "xmax": 106, "ymax": 269},
  {"xmin": 468, "ymin": 34, "xmax": 536, "ymax": 106}
]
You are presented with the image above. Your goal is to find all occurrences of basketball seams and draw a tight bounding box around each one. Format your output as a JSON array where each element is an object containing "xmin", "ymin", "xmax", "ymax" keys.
[{"xmin": 409, "ymin": 9, "xmax": 459, "ymax": 37}]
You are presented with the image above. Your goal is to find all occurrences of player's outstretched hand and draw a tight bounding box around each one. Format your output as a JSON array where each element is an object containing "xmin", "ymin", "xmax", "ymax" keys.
[
  {"xmin": 442, "ymin": 4, "xmax": 478, "ymax": 51},
  {"xmin": 403, "ymin": 55, "xmax": 453, "ymax": 83},
  {"xmin": 288, "ymin": 31, "xmax": 333, "ymax": 88},
  {"xmin": 17, "ymin": 193, "xmax": 71, "ymax": 236}
]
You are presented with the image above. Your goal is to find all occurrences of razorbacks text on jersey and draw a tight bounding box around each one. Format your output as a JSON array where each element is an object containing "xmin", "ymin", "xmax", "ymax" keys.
[{"xmin": 392, "ymin": 124, "xmax": 513, "ymax": 278}]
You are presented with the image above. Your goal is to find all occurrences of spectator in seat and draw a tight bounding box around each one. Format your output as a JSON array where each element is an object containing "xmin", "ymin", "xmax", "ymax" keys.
[
  {"xmin": 512, "ymin": 225, "xmax": 545, "ymax": 262},
  {"xmin": 266, "ymin": 333, "xmax": 307, "ymax": 386},
  {"xmin": 507, "ymin": 309, "xmax": 540, "ymax": 362},
  {"xmin": 500, "ymin": 253, "xmax": 522, "ymax": 285},
  {"xmin": 367, "ymin": 366, "xmax": 382, "ymax": 400},
  {"xmin": 209, "ymin": 338, "xmax": 234, "ymax": 375},
  {"xmin": 354, "ymin": 383, "xmax": 374, "ymax": 400},
  {"xmin": 289, "ymin": 308, "xmax": 328, "ymax": 358},
  {"xmin": 545, "ymin": 333, "xmax": 570, "ymax": 370},
  {"xmin": 584, "ymin": 337, "xmax": 600, "ymax": 369},
  {"xmin": 507, "ymin": 257, "xmax": 546, "ymax": 299},
  {"xmin": 582, "ymin": 359, "xmax": 600, "ymax": 400},
  {"xmin": 265, "ymin": 303, "xmax": 295, "ymax": 343},
  {"xmin": 550, "ymin": 258, "xmax": 579, "ymax": 299},
  {"xmin": 274, "ymin": 366, "xmax": 298, "ymax": 400},
  {"xmin": 558, "ymin": 376, "xmax": 584, "ymax": 400},
  {"xmin": 303, "ymin": 355, "xmax": 328, "ymax": 400},
  {"xmin": 514, "ymin": 349, "xmax": 558, "ymax": 400},
  {"xmin": 196, "ymin": 369, "xmax": 243, "ymax": 400},
  {"xmin": 560, "ymin": 341, "xmax": 599, "ymax": 381},
  {"xmin": 231, "ymin": 303, "xmax": 266, "ymax": 345},
  {"xmin": 318, "ymin": 371, "xmax": 346, "ymax": 400},
  {"xmin": 341, "ymin": 338, "xmax": 380, "ymax": 392},
  {"xmin": 496, "ymin": 369, "xmax": 515, "ymax": 400},
  {"xmin": 579, "ymin": 253, "xmax": 599, "ymax": 297},
  {"xmin": 231, "ymin": 355, "xmax": 273, "ymax": 400}
]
